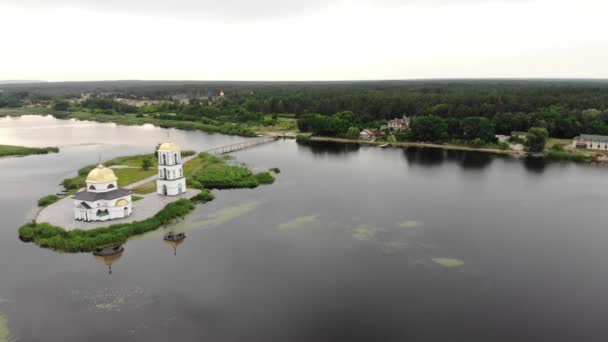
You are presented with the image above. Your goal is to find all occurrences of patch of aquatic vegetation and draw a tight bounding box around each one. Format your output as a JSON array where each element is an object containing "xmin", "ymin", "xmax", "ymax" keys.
[
  {"xmin": 0, "ymin": 315, "xmax": 11, "ymax": 342},
  {"xmin": 72, "ymin": 286, "xmax": 145, "ymax": 313},
  {"xmin": 432, "ymin": 258, "xmax": 465, "ymax": 268},
  {"xmin": 278, "ymin": 216, "xmax": 318, "ymax": 232},
  {"xmin": 199, "ymin": 202, "xmax": 259, "ymax": 226},
  {"xmin": 352, "ymin": 224, "xmax": 377, "ymax": 241},
  {"xmin": 136, "ymin": 202, "xmax": 260, "ymax": 240},
  {"xmin": 398, "ymin": 220, "xmax": 423, "ymax": 228}
]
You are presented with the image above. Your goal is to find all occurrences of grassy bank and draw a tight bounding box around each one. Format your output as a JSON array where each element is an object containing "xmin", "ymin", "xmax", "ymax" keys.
[
  {"xmin": 20, "ymin": 199, "xmax": 195, "ymax": 252},
  {"xmin": 0, "ymin": 108, "xmax": 257, "ymax": 137},
  {"xmin": 0, "ymin": 144, "xmax": 59, "ymax": 158},
  {"xmin": 185, "ymin": 153, "xmax": 275, "ymax": 189},
  {"xmin": 306, "ymin": 136, "xmax": 520, "ymax": 156}
]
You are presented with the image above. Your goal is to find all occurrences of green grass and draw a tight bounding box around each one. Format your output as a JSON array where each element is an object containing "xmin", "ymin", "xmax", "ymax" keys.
[
  {"xmin": 114, "ymin": 168, "xmax": 158, "ymax": 187},
  {"xmin": 184, "ymin": 153, "xmax": 275, "ymax": 189},
  {"xmin": 38, "ymin": 195, "xmax": 60, "ymax": 207},
  {"xmin": 132, "ymin": 195, "xmax": 144, "ymax": 201},
  {"xmin": 249, "ymin": 117, "xmax": 298, "ymax": 133},
  {"xmin": 0, "ymin": 144, "xmax": 59, "ymax": 158},
  {"xmin": 105, "ymin": 154, "xmax": 155, "ymax": 167},
  {"xmin": 132, "ymin": 181, "xmax": 157, "ymax": 194},
  {"xmin": 20, "ymin": 199, "xmax": 195, "ymax": 252}
]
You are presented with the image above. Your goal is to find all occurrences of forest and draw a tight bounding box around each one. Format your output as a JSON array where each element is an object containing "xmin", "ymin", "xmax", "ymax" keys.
[{"xmin": 3, "ymin": 79, "xmax": 608, "ymax": 140}]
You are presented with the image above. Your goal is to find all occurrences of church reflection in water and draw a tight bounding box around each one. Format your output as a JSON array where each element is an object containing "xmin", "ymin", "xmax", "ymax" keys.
[
  {"xmin": 164, "ymin": 232, "xmax": 186, "ymax": 256},
  {"xmin": 93, "ymin": 245, "xmax": 124, "ymax": 275}
]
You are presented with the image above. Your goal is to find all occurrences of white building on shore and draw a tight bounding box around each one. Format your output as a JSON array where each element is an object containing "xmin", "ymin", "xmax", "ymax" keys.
[
  {"xmin": 572, "ymin": 134, "xmax": 608, "ymax": 150},
  {"xmin": 157, "ymin": 141, "xmax": 187, "ymax": 196},
  {"xmin": 73, "ymin": 164, "xmax": 133, "ymax": 222}
]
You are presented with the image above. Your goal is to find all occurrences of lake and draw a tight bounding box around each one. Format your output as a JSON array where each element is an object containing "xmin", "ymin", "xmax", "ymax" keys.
[{"xmin": 1, "ymin": 115, "xmax": 607, "ymax": 341}]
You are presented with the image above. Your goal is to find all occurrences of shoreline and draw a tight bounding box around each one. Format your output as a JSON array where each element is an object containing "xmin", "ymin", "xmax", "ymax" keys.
[{"xmin": 307, "ymin": 136, "xmax": 524, "ymax": 157}]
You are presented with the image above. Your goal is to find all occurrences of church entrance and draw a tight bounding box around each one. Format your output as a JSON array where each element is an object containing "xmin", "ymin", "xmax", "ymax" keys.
[
  {"xmin": 124, "ymin": 207, "xmax": 129, "ymax": 217},
  {"xmin": 162, "ymin": 185, "xmax": 168, "ymax": 195}
]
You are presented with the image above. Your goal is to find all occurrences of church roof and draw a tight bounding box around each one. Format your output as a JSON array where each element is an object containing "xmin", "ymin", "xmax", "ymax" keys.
[
  {"xmin": 158, "ymin": 141, "xmax": 181, "ymax": 152},
  {"xmin": 86, "ymin": 164, "xmax": 118, "ymax": 183},
  {"xmin": 73, "ymin": 188, "xmax": 131, "ymax": 202}
]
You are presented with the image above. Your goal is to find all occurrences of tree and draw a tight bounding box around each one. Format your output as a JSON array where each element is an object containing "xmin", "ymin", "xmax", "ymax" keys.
[
  {"xmin": 52, "ymin": 99, "xmax": 70, "ymax": 111},
  {"xmin": 345, "ymin": 126, "xmax": 360, "ymax": 140},
  {"xmin": 409, "ymin": 115, "xmax": 448, "ymax": 142},
  {"xmin": 461, "ymin": 117, "xmax": 496, "ymax": 142},
  {"xmin": 142, "ymin": 158, "xmax": 153, "ymax": 171},
  {"xmin": 525, "ymin": 127, "xmax": 549, "ymax": 153}
]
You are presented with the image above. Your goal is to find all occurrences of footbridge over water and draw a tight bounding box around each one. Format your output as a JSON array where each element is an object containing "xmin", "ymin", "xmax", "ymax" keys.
[{"xmin": 206, "ymin": 136, "xmax": 278, "ymax": 155}]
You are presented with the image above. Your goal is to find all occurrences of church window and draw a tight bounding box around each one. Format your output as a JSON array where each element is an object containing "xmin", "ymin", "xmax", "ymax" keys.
[{"xmin": 89, "ymin": 185, "xmax": 96, "ymax": 190}]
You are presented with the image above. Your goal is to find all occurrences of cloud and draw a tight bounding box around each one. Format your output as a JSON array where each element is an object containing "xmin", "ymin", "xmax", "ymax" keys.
[{"xmin": 2, "ymin": 0, "xmax": 532, "ymax": 20}]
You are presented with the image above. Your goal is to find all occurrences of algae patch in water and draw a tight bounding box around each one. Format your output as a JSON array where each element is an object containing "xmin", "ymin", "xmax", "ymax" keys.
[
  {"xmin": 432, "ymin": 258, "xmax": 465, "ymax": 268},
  {"xmin": 353, "ymin": 224, "xmax": 376, "ymax": 241},
  {"xmin": 398, "ymin": 220, "xmax": 423, "ymax": 228},
  {"xmin": 278, "ymin": 216, "xmax": 318, "ymax": 232},
  {"xmin": 0, "ymin": 315, "xmax": 10, "ymax": 342},
  {"xmin": 200, "ymin": 202, "xmax": 259, "ymax": 227}
]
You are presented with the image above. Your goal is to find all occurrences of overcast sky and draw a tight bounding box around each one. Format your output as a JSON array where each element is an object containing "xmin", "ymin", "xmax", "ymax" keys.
[{"xmin": 0, "ymin": 0, "xmax": 606, "ymax": 81}]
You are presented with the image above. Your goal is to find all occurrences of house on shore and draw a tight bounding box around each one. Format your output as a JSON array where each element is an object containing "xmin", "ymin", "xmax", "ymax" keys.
[
  {"xmin": 572, "ymin": 134, "xmax": 608, "ymax": 150},
  {"xmin": 360, "ymin": 129, "xmax": 374, "ymax": 140},
  {"xmin": 387, "ymin": 115, "xmax": 410, "ymax": 132}
]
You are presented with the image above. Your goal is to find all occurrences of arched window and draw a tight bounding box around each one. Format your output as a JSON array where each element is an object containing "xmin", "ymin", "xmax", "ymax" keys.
[
  {"xmin": 89, "ymin": 185, "xmax": 96, "ymax": 190},
  {"xmin": 162, "ymin": 154, "xmax": 167, "ymax": 165},
  {"xmin": 107, "ymin": 184, "xmax": 115, "ymax": 189},
  {"xmin": 174, "ymin": 153, "xmax": 178, "ymax": 164}
]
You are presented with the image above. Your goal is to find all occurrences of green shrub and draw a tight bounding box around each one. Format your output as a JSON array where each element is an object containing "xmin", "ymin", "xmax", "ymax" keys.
[
  {"xmin": 269, "ymin": 167, "xmax": 281, "ymax": 174},
  {"xmin": 38, "ymin": 195, "xmax": 60, "ymax": 207},
  {"xmin": 255, "ymin": 172, "xmax": 275, "ymax": 184},
  {"xmin": 190, "ymin": 189, "xmax": 215, "ymax": 203},
  {"xmin": 19, "ymin": 199, "xmax": 195, "ymax": 252},
  {"xmin": 296, "ymin": 135, "xmax": 311, "ymax": 143}
]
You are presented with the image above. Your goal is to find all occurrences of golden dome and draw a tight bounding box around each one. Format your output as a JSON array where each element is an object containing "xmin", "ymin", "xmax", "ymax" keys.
[
  {"xmin": 86, "ymin": 164, "xmax": 118, "ymax": 184},
  {"xmin": 158, "ymin": 141, "xmax": 181, "ymax": 152}
]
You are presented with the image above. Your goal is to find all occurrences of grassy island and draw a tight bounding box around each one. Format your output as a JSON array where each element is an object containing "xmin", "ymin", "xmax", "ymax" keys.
[
  {"xmin": 0, "ymin": 144, "xmax": 59, "ymax": 158},
  {"xmin": 20, "ymin": 152, "xmax": 276, "ymax": 252}
]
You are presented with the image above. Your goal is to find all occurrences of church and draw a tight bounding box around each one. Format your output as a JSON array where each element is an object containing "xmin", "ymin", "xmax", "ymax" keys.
[
  {"xmin": 71, "ymin": 140, "xmax": 186, "ymax": 223},
  {"xmin": 73, "ymin": 164, "xmax": 133, "ymax": 222}
]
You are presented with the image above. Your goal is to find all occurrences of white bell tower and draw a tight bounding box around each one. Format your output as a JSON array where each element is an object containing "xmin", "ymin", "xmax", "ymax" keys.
[{"xmin": 156, "ymin": 142, "xmax": 187, "ymax": 196}]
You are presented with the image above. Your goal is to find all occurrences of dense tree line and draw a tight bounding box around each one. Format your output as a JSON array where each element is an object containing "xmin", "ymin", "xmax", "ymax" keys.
[{"xmin": 6, "ymin": 80, "xmax": 608, "ymax": 139}]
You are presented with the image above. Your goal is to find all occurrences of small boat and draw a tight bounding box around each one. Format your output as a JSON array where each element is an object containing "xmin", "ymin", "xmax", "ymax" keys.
[{"xmin": 379, "ymin": 143, "xmax": 390, "ymax": 148}]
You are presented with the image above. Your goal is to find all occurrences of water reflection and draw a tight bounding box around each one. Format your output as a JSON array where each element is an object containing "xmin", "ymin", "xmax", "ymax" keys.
[
  {"xmin": 93, "ymin": 245, "xmax": 124, "ymax": 275},
  {"xmin": 299, "ymin": 141, "xmax": 360, "ymax": 156},
  {"xmin": 523, "ymin": 156, "xmax": 547, "ymax": 173},
  {"xmin": 164, "ymin": 232, "xmax": 186, "ymax": 256},
  {"xmin": 404, "ymin": 146, "xmax": 494, "ymax": 169}
]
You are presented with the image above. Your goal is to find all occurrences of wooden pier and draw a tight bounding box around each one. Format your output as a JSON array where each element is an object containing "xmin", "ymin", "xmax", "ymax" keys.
[{"xmin": 206, "ymin": 136, "xmax": 278, "ymax": 155}]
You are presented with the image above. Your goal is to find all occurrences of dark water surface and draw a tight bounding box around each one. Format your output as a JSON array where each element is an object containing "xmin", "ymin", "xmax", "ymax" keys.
[{"xmin": 1, "ymin": 116, "xmax": 607, "ymax": 341}]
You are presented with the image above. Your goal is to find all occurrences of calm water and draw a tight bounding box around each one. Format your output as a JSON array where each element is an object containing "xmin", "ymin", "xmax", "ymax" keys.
[{"xmin": 1, "ymin": 116, "xmax": 608, "ymax": 341}]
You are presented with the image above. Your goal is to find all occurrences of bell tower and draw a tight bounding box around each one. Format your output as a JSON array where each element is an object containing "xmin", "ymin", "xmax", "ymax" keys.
[{"xmin": 156, "ymin": 141, "xmax": 187, "ymax": 196}]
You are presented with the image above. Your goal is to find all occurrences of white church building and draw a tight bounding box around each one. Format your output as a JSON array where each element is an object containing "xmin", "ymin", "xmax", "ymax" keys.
[
  {"xmin": 73, "ymin": 164, "xmax": 133, "ymax": 222},
  {"xmin": 157, "ymin": 141, "xmax": 187, "ymax": 196}
]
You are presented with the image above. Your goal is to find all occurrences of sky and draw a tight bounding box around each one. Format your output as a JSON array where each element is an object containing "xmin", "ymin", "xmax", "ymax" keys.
[{"xmin": 0, "ymin": 0, "xmax": 607, "ymax": 81}]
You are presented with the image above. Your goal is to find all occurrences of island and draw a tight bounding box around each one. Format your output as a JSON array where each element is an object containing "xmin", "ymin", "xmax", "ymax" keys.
[
  {"xmin": 19, "ymin": 141, "xmax": 278, "ymax": 252},
  {"xmin": 0, "ymin": 144, "xmax": 59, "ymax": 158}
]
